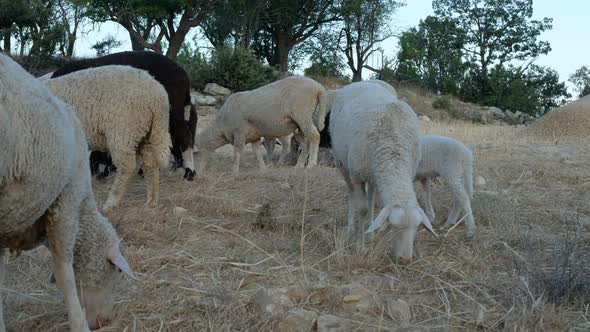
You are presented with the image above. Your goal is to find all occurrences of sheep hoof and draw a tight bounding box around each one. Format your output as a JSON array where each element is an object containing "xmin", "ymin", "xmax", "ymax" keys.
[
  {"xmin": 183, "ymin": 168, "xmax": 195, "ymax": 181},
  {"xmin": 466, "ymin": 230, "xmax": 476, "ymax": 241}
]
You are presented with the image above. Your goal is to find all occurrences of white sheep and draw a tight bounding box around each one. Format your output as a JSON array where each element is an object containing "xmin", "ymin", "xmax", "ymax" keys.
[
  {"xmin": 330, "ymin": 81, "xmax": 436, "ymax": 266},
  {"xmin": 45, "ymin": 65, "xmax": 172, "ymax": 212},
  {"xmin": 0, "ymin": 54, "xmax": 134, "ymax": 332},
  {"xmin": 415, "ymin": 135, "xmax": 476, "ymax": 238},
  {"xmin": 195, "ymin": 76, "xmax": 327, "ymax": 174}
]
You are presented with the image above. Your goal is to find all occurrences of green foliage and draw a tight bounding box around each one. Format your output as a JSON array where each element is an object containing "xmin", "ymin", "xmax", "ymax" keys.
[
  {"xmin": 568, "ymin": 66, "xmax": 590, "ymax": 98},
  {"xmin": 485, "ymin": 65, "xmax": 570, "ymax": 116},
  {"xmin": 91, "ymin": 35, "xmax": 122, "ymax": 56},
  {"xmin": 433, "ymin": 0, "xmax": 553, "ymax": 99},
  {"xmin": 396, "ymin": 16, "xmax": 465, "ymax": 95},
  {"xmin": 177, "ymin": 45, "xmax": 279, "ymax": 92},
  {"xmin": 432, "ymin": 95, "xmax": 453, "ymax": 110}
]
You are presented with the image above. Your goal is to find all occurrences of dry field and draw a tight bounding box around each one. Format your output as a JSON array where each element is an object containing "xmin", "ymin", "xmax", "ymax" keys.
[{"xmin": 3, "ymin": 113, "xmax": 590, "ymax": 331}]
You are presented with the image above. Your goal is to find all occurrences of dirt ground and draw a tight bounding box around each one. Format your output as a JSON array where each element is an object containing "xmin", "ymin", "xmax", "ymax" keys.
[{"xmin": 4, "ymin": 114, "xmax": 590, "ymax": 331}]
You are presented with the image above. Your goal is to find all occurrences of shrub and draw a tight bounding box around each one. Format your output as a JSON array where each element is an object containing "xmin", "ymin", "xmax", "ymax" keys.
[
  {"xmin": 177, "ymin": 46, "xmax": 279, "ymax": 92},
  {"xmin": 432, "ymin": 95, "xmax": 452, "ymax": 110}
]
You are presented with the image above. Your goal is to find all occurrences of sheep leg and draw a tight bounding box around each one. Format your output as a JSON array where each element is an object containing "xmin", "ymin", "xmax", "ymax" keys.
[
  {"xmin": 295, "ymin": 140, "xmax": 308, "ymax": 168},
  {"xmin": 277, "ymin": 136, "xmax": 291, "ymax": 164},
  {"xmin": 347, "ymin": 183, "xmax": 366, "ymax": 243},
  {"xmin": 448, "ymin": 181, "xmax": 476, "ymax": 238},
  {"xmin": 232, "ymin": 135, "xmax": 245, "ymax": 174},
  {"xmin": 251, "ymin": 140, "xmax": 268, "ymax": 172},
  {"xmin": 143, "ymin": 165, "xmax": 160, "ymax": 209},
  {"xmin": 46, "ymin": 184, "xmax": 90, "ymax": 332},
  {"xmin": 263, "ymin": 138, "xmax": 275, "ymax": 164},
  {"xmin": 364, "ymin": 182, "xmax": 376, "ymax": 246},
  {"xmin": 103, "ymin": 152, "xmax": 135, "ymax": 213},
  {"xmin": 421, "ymin": 178, "xmax": 436, "ymax": 221},
  {"xmin": 298, "ymin": 121, "xmax": 320, "ymax": 168},
  {"xmin": 0, "ymin": 249, "xmax": 5, "ymax": 332},
  {"xmin": 195, "ymin": 150, "xmax": 209, "ymax": 175}
]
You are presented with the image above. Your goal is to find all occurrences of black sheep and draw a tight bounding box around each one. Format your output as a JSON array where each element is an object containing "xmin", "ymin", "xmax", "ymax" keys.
[{"xmin": 52, "ymin": 51, "xmax": 197, "ymax": 180}]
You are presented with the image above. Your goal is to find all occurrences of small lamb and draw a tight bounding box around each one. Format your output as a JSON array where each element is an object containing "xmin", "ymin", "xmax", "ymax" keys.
[
  {"xmin": 0, "ymin": 54, "xmax": 134, "ymax": 332},
  {"xmin": 195, "ymin": 76, "xmax": 327, "ymax": 174},
  {"xmin": 415, "ymin": 135, "xmax": 476, "ymax": 238},
  {"xmin": 330, "ymin": 81, "xmax": 436, "ymax": 266},
  {"xmin": 45, "ymin": 65, "xmax": 172, "ymax": 212}
]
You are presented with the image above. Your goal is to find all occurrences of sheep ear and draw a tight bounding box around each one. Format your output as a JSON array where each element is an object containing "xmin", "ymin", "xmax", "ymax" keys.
[
  {"xmin": 108, "ymin": 245, "xmax": 138, "ymax": 280},
  {"xmin": 419, "ymin": 209, "xmax": 437, "ymax": 237},
  {"xmin": 366, "ymin": 205, "xmax": 393, "ymax": 234}
]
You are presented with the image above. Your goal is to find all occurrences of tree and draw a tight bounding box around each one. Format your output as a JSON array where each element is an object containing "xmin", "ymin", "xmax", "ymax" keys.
[
  {"xmin": 254, "ymin": 0, "xmax": 340, "ymax": 73},
  {"xmin": 568, "ymin": 66, "xmax": 590, "ymax": 98},
  {"xmin": 91, "ymin": 35, "xmax": 122, "ymax": 56},
  {"xmin": 302, "ymin": 27, "xmax": 347, "ymax": 79},
  {"xmin": 56, "ymin": 0, "xmax": 88, "ymax": 58},
  {"xmin": 338, "ymin": 0, "xmax": 404, "ymax": 81},
  {"xmin": 86, "ymin": 0, "xmax": 215, "ymax": 59},
  {"xmin": 433, "ymin": 0, "xmax": 553, "ymax": 100},
  {"xmin": 396, "ymin": 16, "xmax": 466, "ymax": 94},
  {"xmin": 486, "ymin": 64, "xmax": 569, "ymax": 116},
  {"xmin": 200, "ymin": 0, "xmax": 263, "ymax": 49}
]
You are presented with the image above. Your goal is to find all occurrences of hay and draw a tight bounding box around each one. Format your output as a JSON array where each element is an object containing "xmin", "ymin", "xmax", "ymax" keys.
[
  {"xmin": 526, "ymin": 95, "xmax": 590, "ymax": 142},
  {"xmin": 3, "ymin": 117, "xmax": 590, "ymax": 331}
]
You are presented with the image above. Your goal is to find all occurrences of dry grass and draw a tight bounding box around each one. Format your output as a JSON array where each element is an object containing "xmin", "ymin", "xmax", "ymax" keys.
[
  {"xmin": 4, "ymin": 116, "xmax": 590, "ymax": 331},
  {"xmin": 526, "ymin": 95, "xmax": 590, "ymax": 142}
]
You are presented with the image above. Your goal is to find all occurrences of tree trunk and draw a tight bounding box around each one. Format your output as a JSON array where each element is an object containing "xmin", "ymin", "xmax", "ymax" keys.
[
  {"xmin": 129, "ymin": 31, "xmax": 144, "ymax": 51},
  {"xmin": 3, "ymin": 30, "xmax": 10, "ymax": 54},
  {"xmin": 352, "ymin": 69, "xmax": 362, "ymax": 82},
  {"xmin": 165, "ymin": 24, "xmax": 191, "ymax": 60},
  {"xmin": 275, "ymin": 35, "xmax": 290, "ymax": 73}
]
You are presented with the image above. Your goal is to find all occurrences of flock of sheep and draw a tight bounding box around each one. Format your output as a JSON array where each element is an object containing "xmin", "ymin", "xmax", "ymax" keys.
[{"xmin": 0, "ymin": 50, "xmax": 476, "ymax": 331}]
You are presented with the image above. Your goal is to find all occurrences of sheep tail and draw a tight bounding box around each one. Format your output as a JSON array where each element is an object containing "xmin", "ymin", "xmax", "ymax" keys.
[
  {"xmin": 313, "ymin": 89, "xmax": 328, "ymax": 132},
  {"xmin": 464, "ymin": 159, "xmax": 474, "ymax": 199},
  {"xmin": 146, "ymin": 109, "xmax": 173, "ymax": 170}
]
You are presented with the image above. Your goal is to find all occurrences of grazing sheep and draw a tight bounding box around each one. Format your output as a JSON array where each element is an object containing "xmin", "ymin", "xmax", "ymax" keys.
[
  {"xmin": 289, "ymin": 81, "xmax": 393, "ymax": 156},
  {"xmin": 51, "ymin": 51, "xmax": 198, "ymax": 180},
  {"xmin": 195, "ymin": 76, "xmax": 328, "ymax": 174},
  {"xmin": 0, "ymin": 54, "xmax": 134, "ymax": 331},
  {"xmin": 45, "ymin": 65, "xmax": 171, "ymax": 212},
  {"xmin": 330, "ymin": 81, "xmax": 436, "ymax": 266},
  {"xmin": 415, "ymin": 135, "xmax": 476, "ymax": 238},
  {"xmin": 90, "ymin": 151, "xmax": 115, "ymax": 179},
  {"xmin": 262, "ymin": 135, "xmax": 292, "ymax": 164}
]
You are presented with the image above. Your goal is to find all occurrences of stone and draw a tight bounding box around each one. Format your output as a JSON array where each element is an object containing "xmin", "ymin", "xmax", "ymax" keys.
[
  {"xmin": 418, "ymin": 115, "xmax": 431, "ymax": 122},
  {"xmin": 193, "ymin": 94, "xmax": 217, "ymax": 106},
  {"xmin": 317, "ymin": 314, "xmax": 352, "ymax": 332},
  {"xmin": 385, "ymin": 298, "xmax": 411, "ymax": 322},
  {"xmin": 173, "ymin": 206, "xmax": 188, "ymax": 216},
  {"xmin": 277, "ymin": 309, "xmax": 318, "ymax": 332},
  {"xmin": 280, "ymin": 182, "xmax": 291, "ymax": 190},
  {"xmin": 254, "ymin": 286, "xmax": 308, "ymax": 315},
  {"xmin": 475, "ymin": 176, "xmax": 486, "ymax": 188},
  {"xmin": 340, "ymin": 283, "xmax": 379, "ymax": 314},
  {"xmin": 204, "ymin": 83, "xmax": 231, "ymax": 96}
]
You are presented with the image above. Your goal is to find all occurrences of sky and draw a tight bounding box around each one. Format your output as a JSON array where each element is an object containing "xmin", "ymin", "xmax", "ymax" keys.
[{"xmin": 74, "ymin": 0, "xmax": 590, "ymax": 92}]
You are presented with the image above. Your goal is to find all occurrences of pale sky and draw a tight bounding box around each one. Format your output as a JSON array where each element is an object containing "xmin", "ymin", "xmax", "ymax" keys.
[{"xmin": 74, "ymin": 0, "xmax": 589, "ymax": 92}]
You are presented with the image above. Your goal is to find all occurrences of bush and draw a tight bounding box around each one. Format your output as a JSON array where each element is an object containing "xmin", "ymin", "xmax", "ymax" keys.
[
  {"xmin": 432, "ymin": 95, "xmax": 452, "ymax": 110},
  {"xmin": 177, "ymin": 46, "xmax": 279, "ymax": 92}
]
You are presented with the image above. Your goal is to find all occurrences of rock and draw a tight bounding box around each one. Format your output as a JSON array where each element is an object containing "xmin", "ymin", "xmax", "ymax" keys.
[
  {"xmin": 204, "ymin": 83, "xmax": 231, "ymax": 96},
  {"xmin": 173, "ymin": 206, "xmax": 188, "ymax": 216},
  {"xmin": 418, "ymin": 115, "xmax": 431, "ymax": 122},
  {"xmin": 475, "ymin": 176, "xmax": 486, "ymax": 188},
  {"xmin": 254, "ymin": 286, "xmax": 308, "ymax": 315},
  {"xmin": 277, "ymin": 309, "xmax": 318, "ymax": 332},
  {"xmin": 385, "ymin": 298, "xmax": 411, "ymax": 322},
  {"xmin": 195, "ymin": 105, "xmax": 217, "ymax": 115},
  {"xmin": 340, "ymin": 283, "xmax": 379, "ymax": 314},
  {"xmin": 280, "ymin": 182, "xmax": 291, "ymax": 190},
  {"xmin": 193, "ymin": 94, "xmax": 218, "ymax": 106},
  {"xmin": 317, "ymin": 314, "xmax": 352, "ymax": 332}
]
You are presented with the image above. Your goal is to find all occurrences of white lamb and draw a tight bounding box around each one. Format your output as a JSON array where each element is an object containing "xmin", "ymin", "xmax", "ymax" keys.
[
  {"xmin": 44, "ymin": 65, "xmax": 172, "ymax": 212},
  {"xmin": 330, "ymin": 81, "xmax": 436, "ymax": 266},
  {"xmin": 415, "ymin": 135, "xmax": 476, "ymax": 238},
  {"xmin": 195, "ymin": 76, "xmax": 327, "ymax": 174},
  {"xmin": 0, "ymin": 54, "xmax": 134, "ymax": 332}
]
